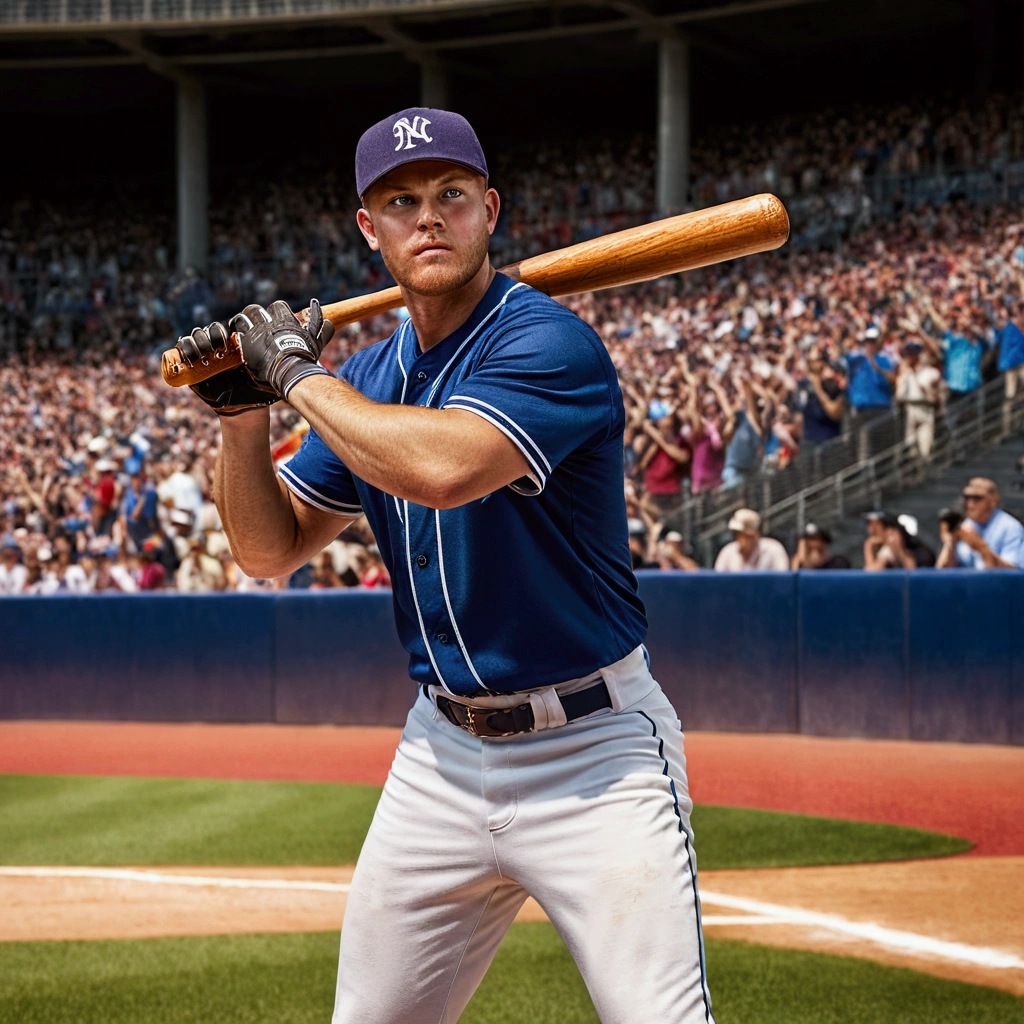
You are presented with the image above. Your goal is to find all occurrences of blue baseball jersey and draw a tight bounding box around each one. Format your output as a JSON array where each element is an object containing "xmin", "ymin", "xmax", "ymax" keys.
[{"xmin": 280, "ymin": 272, "xmax": 647, "ymax": 696}]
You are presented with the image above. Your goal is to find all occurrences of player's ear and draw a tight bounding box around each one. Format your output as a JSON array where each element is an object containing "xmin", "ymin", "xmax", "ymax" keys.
[
  {"xmin": 484, "ymin": 186, "xmax": 500, "ymax": 237},
  {"xmin": 356, "ymin": 207, "xmax": 380, "ymax": 252}
]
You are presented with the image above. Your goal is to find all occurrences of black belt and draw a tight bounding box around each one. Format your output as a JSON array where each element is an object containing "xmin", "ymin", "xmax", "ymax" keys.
[{"xmin": 432, "ymin": 678, "xmax": 612, "ymax": 738}]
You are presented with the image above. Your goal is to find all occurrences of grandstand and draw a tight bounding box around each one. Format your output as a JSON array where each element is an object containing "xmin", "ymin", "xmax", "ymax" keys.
[{"xmin": 6, "ymin": 0, "xmax": 1024, "ymax": 587}]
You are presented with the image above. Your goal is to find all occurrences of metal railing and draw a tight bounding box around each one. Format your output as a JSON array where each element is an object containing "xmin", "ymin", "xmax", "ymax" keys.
[
  {"xmin": 672, "ymin": 374, "xmax": 1024, "ymax": 565},
  {"xmin": 0, "ymin": 0, "xmax": 492, "ymax": 26}
]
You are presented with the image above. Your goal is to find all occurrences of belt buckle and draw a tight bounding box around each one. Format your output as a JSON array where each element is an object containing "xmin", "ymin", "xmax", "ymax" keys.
[
  {"xmin": 467, "ymin": 704, "xmax": 520, "ymax": 738},
  {"xmin": 438, "ymin": 696, "xmax": 527, "ymax": 738}
]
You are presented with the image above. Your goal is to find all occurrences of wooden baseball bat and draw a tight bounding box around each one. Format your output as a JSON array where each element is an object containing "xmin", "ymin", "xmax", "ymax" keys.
[{"xmin": 161, "ymin": 193, "xmax": 789, "ymax": 387}]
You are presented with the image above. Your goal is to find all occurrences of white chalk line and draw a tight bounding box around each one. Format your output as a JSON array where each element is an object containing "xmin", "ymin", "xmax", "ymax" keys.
[
  {"xmin": 699, "ymin": 889, "xmax": 1024, "ymax": 970},
  {"xmin": 1, "ymin": 868, "xmax": 1021, "ymax": 971},
  {"xmin": 0, "ymin": 867, "xmax": 351, "ymax": 894}
]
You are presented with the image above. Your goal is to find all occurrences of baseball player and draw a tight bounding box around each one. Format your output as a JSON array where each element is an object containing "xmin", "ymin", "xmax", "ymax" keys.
[{"xmin": 180, "ymin": 107, "xmax": 714, "ymax": 1024}]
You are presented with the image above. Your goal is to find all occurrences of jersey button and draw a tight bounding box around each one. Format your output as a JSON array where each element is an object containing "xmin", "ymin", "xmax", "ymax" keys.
[
  {"xmin": 435, "ymin": 632, "xmax": 449, "ymax": 645},
  {"xmin": 416, "ymin": 371, "xmax": 428, "ymax": 382},
  {"xmin": 416, "ymin": 553, "xmax": 429, "ymax": 568}
]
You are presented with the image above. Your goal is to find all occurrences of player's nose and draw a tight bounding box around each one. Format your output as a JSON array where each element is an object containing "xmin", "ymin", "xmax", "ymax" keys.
[{"xmin": 416, "ymin": 202, "xmax": 445, "ymax": 231}]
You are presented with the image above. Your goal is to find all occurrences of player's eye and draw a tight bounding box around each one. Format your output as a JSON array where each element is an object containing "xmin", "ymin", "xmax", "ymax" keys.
[
  {"xmin": 391, "ymin": 195, "xmax": 415, "ymax": 206},
  {"xmin": 441, "ymin": 188, "xmax": 462, "ymax": 199}
]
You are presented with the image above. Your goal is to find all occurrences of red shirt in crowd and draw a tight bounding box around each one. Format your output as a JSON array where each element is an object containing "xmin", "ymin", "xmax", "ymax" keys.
[
  {"xmin": 644, "ymin": 440, "xmax": 690, "ymax": 496},
  {"xmin": 92, "ymin": 473, "xmax": 116, "ymax": 513}
]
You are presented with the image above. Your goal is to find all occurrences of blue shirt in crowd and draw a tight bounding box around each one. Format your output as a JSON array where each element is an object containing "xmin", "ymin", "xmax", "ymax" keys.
[
  {"xmin": 845, "ymin": 350, "xmax": 895, "ymax": 410},
  {"xmin": 997, "ymin": 322, "xmax": 1024, "ymax": 373},
  {"xmin": 943, "ymin": 332, "xmax": 986, "ymax": 394},
  {"xmin": 280, "ymin": 273, "xmax": 647, "ymax": 696},
  {"xmin": 955, "ymin": 508, "xmax": 1024, "ymax": 568},
  {"xmin": 724, "ymin": 409, "xmax": 762, "ymax": 473}
]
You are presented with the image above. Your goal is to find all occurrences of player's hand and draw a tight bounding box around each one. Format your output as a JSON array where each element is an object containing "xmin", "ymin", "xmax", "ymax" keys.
[
  {"xmin": 230, "ymin": 299, "xmax": 335, "ymax": 400},
  {"xmin": 180, "ymin": 322, "xmax": 279, "ymax": 416}
]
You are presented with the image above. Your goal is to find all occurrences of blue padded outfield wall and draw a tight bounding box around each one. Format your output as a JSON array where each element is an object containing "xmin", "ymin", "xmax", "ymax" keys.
[{"xmin": 1, "ymin": 572, "xmax": 1022, "ymax": 745}]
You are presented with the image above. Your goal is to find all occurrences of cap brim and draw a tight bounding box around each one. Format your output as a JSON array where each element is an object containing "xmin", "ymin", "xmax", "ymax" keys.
[{"xmin": 359, "ymin": 157, "xmax": 487, "ymax": 201}]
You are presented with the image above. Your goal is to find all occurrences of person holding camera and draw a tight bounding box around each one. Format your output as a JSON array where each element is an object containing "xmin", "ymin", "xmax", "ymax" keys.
[{"xmin": 937, "ymin": 478, "xmax": 1024, "ymax": 569}]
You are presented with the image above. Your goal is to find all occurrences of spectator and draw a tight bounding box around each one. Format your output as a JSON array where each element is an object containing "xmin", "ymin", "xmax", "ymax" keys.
[
  {"xmin": 895, "ymin": 340, "xmax": 942, "ymax": 459},
  {"xmin": 638, "ymin": 414, "xmax": 690, "ymax": 512},
  {"xmin": 996, "ymin": 298, "xmax": 1024, "ymax": 399},
  {"xmin": 714, "ymin": 509, "xmax": 790, "ymax": 571},
  {"xmin": 791, "ymin": 350, "xmax": 845, "ymax": 446},
  {"xmin": 654, "ymin": 530, "xmax": 700, "ymax": 572},
  {"xmin": 681, "ymin": 387, "xmax": 729, "ymax": 494},
  {"xmin": 845, "ymin": 327, "xmax": 896, "ymax": 424},
  {"xmin": 310, "ymin": 550, "xmax": 343, "ymax": 589},
  {"xmin": 176, "ymin": 536, "xmax": 227, "ymax": 591},
  {"xmin": 863, "ymin": 511, "xmax": 908, "ymax": 570},
  {"xmin": 360, "ymin": 545, "xmax": 392, "ymax": 588},
  {"xmin": 925, "ymin": 303, "xmax": 989, "ymax": 398},
  {"xmin": 896, "ymin": 514, "xmax": 937, "ymax": 568},
  {"xmin": 937, "ymin": 477, "xmax": 1024, "ymax": 569},
  {"xmin": 89, "ymin": 459, "xmax": 119, "ymax": 537},
  {"xmin": 0, "ymin": 541, "xmax": 27, "ymax": 594},
  {"xmin": 137, "ymin": 539, "xmax": 168, "ymax": 590},
  {"xmin": 791, "ymin": 523, "xmax": 851, "ymax": 569},
  {"xmin": 721, "ymin": 378, "xmax": 764, "ymax": 488},
  {"xmin": 122, "ymin": 470, "xmax": 159, "ymax": 551}
]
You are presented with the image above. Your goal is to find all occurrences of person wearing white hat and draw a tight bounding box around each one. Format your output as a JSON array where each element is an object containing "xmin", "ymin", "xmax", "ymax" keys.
[{"xmin": 714, "ymin": 509, "xmax": 790, "ymax": 571}]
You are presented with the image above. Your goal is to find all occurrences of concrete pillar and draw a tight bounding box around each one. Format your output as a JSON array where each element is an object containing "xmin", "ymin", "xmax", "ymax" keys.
[
  {"xmin": 420, "ymin": 58, "xmax": 450, "ymax": 109},
  {"xmin": 176, "ymin": 75, "xmax": 208, "ymax": 274},
  {"xmin": 656, "ymin": 35, "xmax": 690, "ymax": 215}
]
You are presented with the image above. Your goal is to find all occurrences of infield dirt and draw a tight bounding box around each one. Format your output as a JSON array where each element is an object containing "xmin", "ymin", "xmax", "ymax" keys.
[{"xmin": 1, "ymin": 858, "xmax": 1021, "ymax": 997}]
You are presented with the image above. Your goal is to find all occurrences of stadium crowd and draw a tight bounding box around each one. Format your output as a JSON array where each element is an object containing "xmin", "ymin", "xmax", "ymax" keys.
[{"xmin": 6, "ymin": 90, "xmax": 1024, "ymax": 588}]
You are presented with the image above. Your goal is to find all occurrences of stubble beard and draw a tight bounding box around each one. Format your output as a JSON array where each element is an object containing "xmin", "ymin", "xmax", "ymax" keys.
[{"xmin": 382, "ymin": 228, "xmax": 492, "ymax": 298}]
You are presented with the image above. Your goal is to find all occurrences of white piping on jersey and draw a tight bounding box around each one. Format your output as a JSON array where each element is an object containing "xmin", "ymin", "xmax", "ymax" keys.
[
  {"xmin": 441, "ymin": 403, "xmax": 546, "ymax": 493},
  {"xmin": 425, "ymin": 282, "xmax": 527, "ymax": 407},
  {"xmin": 404, "ymin": 498, "xmax": 456, "ymax": 695},
  {"xmin": 396, "ymin": 318, "xmax": 411, "ymax": 404},
  {"xmin": 444, "ymin": 394, "xmax": 552, "ymax": 475},
  {"xmin": 279, "ymin": 464, "xmax": 363, "ymax": 516},
  {"xmin": 392, "ymin": 319, "xmax": 413, "ymax": 526},
  {"xmin": 434, "ymin": 509, "xmax": 486, "ymax": 691}
]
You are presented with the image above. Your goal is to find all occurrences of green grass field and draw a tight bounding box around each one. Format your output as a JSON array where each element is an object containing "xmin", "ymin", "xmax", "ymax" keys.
[
  {"xmin": 0, "ymin": 774, "xmax": 971, "ymax": 868},
  {"xmin": 0, "ymin": 926, "xmax": 1020, "ymax": 1024}
]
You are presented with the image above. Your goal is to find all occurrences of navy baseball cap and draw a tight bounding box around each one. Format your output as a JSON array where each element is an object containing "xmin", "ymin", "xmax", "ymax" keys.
[{"xmin": 355, "ymin": 107, "xmax": 488, "ymax": 200}]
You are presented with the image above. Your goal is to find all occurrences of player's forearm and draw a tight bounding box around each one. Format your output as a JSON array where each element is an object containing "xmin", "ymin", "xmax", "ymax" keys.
[
  {"xmin": 214, "ymin": 410, "xmax": 303, "ymax": 578},
  {"xmin": 288, "ymin": 374, "xmax": 505, "ymax": 509}
]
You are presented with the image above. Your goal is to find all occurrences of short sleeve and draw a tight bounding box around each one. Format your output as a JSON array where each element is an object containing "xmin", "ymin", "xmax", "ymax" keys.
[
  {"xmin": 441, "ymin": 318, "xmax": 615, "ymax": 495},
  {"xmin": 278, "ymin": 428, "xmax": 363, "ymax": 517}
]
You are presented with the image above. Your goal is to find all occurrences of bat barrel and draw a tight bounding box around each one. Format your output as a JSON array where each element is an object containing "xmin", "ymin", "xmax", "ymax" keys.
[{"xmin": 508, "ymin": 193, "xmax": 789, "ymax": 297}]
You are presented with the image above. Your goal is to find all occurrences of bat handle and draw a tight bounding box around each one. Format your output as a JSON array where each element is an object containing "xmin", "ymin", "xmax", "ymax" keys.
[
  {"xmin": 161, "ymin": 307, "xmax": 312, "ymax": 388},
  {"xmin": 161, "ymin": 337, "xmax": 244, "ymax": 387}
]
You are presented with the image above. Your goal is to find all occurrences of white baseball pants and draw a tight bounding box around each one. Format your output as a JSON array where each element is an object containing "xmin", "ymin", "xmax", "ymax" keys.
[{"xmin": 331, "ymin": 646, "xmax": 715, "ymax": 1024}]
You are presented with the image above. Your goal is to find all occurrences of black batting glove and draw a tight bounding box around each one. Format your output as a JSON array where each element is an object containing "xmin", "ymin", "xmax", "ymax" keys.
[
  {"xmin": 180, "ymin": 321, "xmax": 279, "ymax": 416},
  {"xmin": 231, "ymin": 298, "xmax": 335, "ymax": 400}
]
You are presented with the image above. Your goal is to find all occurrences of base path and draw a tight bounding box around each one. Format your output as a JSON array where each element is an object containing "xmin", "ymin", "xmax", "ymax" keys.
[
  {"xmin": 1, "ymin": 858, "xmax": 1020, "ymax": 997},
  {"xmin": 2, "ymin": 721, "xmax": 1022, "ymax": 853}
]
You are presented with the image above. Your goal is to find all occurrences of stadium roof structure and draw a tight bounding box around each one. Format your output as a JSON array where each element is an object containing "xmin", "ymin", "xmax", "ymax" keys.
[{"xmin": 0, "ymin": 0, "xmax": 967, "ymax": 75}]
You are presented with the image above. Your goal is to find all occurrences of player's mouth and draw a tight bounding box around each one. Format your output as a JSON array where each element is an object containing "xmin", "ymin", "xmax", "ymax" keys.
[{"xmin": 412, "ymin": 241, "xmax": 452, "ymax": 258}]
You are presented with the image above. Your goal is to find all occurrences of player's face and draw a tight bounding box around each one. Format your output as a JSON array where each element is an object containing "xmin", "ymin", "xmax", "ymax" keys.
[{"xmin": 357, "ymin": 162, "xmax": 499, "ymax": 297}]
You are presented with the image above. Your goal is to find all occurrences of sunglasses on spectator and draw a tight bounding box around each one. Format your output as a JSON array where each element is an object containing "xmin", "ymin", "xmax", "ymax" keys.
[{"xmin": 962, "ymin": 493, "xmax": 986, "ymax": 502}]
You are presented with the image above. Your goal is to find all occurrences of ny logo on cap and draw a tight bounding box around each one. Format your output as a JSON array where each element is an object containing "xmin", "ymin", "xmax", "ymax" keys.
[{"xmin": 393, "ymin": 116, "xmax": 433, "ymax": 151}]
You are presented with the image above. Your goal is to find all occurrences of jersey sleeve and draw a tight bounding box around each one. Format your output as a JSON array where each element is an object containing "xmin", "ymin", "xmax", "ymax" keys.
[
  {"xmin": 440, "ymin": 317, "xmax": 616, "ymax": 495},
  {"xmin": 278, "ymin": 428, "xmax": 364, "ymax": 517}
]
